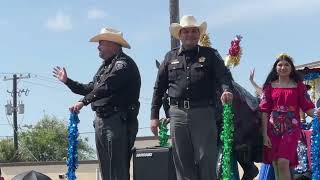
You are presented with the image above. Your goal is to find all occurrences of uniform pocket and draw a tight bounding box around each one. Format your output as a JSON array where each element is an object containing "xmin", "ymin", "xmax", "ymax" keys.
[
  {"xmin": 168, "ymin": 63, "xmax": 184, "ymax": 81},
  {"xmin": 192, "ymin": 63, "xmax": 208, "ymax": 81}
]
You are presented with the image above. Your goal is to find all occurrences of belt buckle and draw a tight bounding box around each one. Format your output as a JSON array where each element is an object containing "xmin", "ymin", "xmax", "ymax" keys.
[{"xmin": 183, "ymin": 100, "xmax": 190, "ymax": 109}]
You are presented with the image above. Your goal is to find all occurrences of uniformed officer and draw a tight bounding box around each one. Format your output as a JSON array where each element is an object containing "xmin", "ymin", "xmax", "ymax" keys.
[
  {"xmin": 150, "ymin": 15, "xmax": 233, "ymax": 180},
  {"xmin": 53, "ymin": 28, "xmax": 141, "ymax": 180}
]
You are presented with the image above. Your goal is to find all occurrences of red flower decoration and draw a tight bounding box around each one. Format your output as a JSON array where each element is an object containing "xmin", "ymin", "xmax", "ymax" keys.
[{"xmin": 228, "ymin": 35, "xmax": 242, "ymax": 56}]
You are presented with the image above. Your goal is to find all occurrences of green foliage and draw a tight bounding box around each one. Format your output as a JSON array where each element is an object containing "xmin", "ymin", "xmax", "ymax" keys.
[
  {"xmin": 0, "ymin": 138, "xmax": 15, "ymax": 162},
  {"xmin": 0, "ymin": 115, "xmax": 95, "ymax": 162}
]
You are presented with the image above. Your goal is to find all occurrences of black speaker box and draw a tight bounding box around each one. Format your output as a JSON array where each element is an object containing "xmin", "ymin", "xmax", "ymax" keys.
[{"xmin": 133, "ymin": 146, "xmax": 176, "ymax": 180}]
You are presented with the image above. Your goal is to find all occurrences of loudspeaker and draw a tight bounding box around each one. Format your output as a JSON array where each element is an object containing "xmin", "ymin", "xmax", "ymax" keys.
[{"xmin": 133, "ymin": 146, "xmax": 176, "ymax": 180}]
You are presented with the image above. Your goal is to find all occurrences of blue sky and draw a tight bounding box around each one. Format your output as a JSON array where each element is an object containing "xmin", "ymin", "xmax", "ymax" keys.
[{"xmin": 1, "ymin": 0, "xmax": 319, "ymax": 153}]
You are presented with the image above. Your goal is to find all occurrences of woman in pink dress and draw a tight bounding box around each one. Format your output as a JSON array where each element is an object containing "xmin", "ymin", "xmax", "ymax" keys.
[{"xmin": 259, "ymin": 53, "xmax": 320, "ymax": 180}]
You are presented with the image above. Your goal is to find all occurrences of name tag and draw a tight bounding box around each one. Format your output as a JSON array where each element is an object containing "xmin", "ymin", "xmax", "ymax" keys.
[{"xmin": 171, "ymin": 60, "xmax": 179, "ymax": 64}]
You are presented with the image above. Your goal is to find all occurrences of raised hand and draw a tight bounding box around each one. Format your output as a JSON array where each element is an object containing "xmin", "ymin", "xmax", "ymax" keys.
[
  {"xmin": 249, "ymin": 68, "xmax": 255, "ymax": 82},
  {"xmin": 53, "ymin": 66, "xmax": 68, "ymax": 83}
]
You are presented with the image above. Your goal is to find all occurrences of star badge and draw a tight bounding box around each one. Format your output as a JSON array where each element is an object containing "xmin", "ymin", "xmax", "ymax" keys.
[{"xmin": 198, "ymin": 57, "xmax": 206, "ymax": 63}]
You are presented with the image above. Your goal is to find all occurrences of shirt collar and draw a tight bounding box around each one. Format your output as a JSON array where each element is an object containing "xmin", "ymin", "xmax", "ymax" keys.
[
  {"xmin": 178, "ymin": 45, "xmax": 200, "ymax": 56},
  {"xmin": 103, "ymin": 50, "xmax": 123, "ymax": 66}
]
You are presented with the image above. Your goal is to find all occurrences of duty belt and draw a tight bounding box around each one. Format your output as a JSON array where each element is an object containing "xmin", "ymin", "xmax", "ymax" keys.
[
  {"xmin": 95, "ymin": 104, "xmax": 139, "ymax": 118},
  {"xmin": 169, "ymin": 98, "xmax": 214, "ymax": 109}
]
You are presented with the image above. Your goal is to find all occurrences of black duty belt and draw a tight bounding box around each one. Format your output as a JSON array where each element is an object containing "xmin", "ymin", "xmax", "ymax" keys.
[
  {"xmin": 169, "ymin": 98, "xmax": 214, "ymax": 109},
  {"xmin": 95, "ymin": 104, "xmax": 139, "ymax": 118}
]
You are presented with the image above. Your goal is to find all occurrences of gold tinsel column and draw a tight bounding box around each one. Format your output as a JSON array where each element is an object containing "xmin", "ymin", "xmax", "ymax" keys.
[{"xmin": 200, "ymin": 33, "xmax": 212, "ymax": 47}]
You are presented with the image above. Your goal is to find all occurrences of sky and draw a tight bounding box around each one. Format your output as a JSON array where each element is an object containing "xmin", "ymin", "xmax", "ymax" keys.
[{"xmin": 0, "ymin": 0, "xmax": 319, "ymax": 158}]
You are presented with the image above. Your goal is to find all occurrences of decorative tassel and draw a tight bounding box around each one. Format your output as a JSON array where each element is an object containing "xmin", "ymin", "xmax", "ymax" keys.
[
  {"xmin": 311, "ymin": 115, "xmax": 320, "ymax": 180},
  {"xmin": 199, "ymin": 33, "xmax": 212, "ymax": 47},
  {"xmin": 220, "ymin": 104, "xmax": 234, "ymax": 180},
  {"xmin": 159, "ymin": 118, "xmax": 169, "ymax": 147},
  {"xmin": 225, "ymin": 35, "xmax": 243, "ymax": 68},
  {"xmin": 67, "ymin": 112, "xmax": 80, "ymax": 180}
]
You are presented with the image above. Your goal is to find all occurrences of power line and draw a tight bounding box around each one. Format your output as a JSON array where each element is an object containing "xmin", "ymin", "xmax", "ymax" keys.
[
  {"xmin": 3, "ymin": 114, "xmax": 39, "ymax": 161},
  {"xmin": 21, "ymin": 80, "xmax": 64, "ymax": 91},
  {"xmin": 0, "ymin": 72, "xmax": 15, "ymax": 75},
  {"xmin": 0, "ymin": 135, "xmax": 13, "ymax": 138},
  {"xmin": 34, "ymin": 76, "xmax": 61, "ymax": 84},
  {"xmin": 31, "ymin": 73, "xmax": 56, "ymax": 80},
  {"xmin": 0, "ymin": 123, "xmax": 11, "ymax": 126},
  {"xmin": 29, "ymin": 73, "xmax": 61, "ymax": 85}
]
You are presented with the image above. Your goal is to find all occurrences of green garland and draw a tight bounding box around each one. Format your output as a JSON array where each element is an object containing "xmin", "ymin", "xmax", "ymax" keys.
[
  {"xmin": 220, "ymin": 104, "xmax": 234, "ymax": 180},
  {"xmin": 159, "ymin": 119, "xmax": 169, "ymax": 147}
]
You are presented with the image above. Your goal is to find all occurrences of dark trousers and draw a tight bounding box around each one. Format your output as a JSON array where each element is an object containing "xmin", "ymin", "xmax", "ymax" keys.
[
  {"xmin": 169, "ymin": 105, "xmax": 218, "ymax": 180},
  {"xmin": 94, "ymin": 111, "xmax": 138, "ymax": 180}
]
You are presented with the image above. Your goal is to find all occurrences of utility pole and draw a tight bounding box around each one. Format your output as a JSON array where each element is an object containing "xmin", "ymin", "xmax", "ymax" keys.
[
  {"xmin": 3, "ymin": 73, "xmax": 30, "ymax": 159},
  {"xmin": 169, "ymin": 0, "xmax": 180, "ymax": 50}
]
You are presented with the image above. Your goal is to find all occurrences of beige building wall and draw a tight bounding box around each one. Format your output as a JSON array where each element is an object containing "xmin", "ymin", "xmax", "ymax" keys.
[
  {"xmin": 0, "ymin": 136, "xmax": 160, "ymax": 180},
  {"xmin": 0, "ymin": 136, "xmax": 256, "ymax": 179},
  {"xmin": 0, "ymin": 161, "xmax": 99, "ymax": 180}
]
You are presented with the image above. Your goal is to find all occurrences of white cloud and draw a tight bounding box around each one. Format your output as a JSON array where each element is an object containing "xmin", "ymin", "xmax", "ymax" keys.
[
  {"xmin": 207, "ymin": 0, "xmax": 320, "ymax": 27},
  {"xmin": 45, "ymin": 12, "xmax": 72, "ymax": 32},
  {"xmin": 87, "ymin": 8, "xmax": 106, "ymax": 20}
]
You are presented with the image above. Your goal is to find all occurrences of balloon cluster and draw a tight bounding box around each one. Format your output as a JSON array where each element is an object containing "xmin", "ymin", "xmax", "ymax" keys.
[{"xmin": 67, "ymin": 112, "xmax": 80, "ymax": 180}]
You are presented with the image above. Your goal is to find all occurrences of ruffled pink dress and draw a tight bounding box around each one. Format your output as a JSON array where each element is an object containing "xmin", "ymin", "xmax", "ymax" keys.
[{"xmin": 259, "ymin": 81, "xmax": 314, "ymax": 167}]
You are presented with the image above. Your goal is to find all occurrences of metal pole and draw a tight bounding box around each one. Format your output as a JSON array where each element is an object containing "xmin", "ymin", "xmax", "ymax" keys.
[
  {"xmin": 169, "ymin": 0, "xmax": 180, "ymax": 49},
  {"xmin": 13, "ymin": 74, "xmax": 18, "ymax": 157},
  {"xmin": 3, "ymin": 73, "xmax": 30, "ymax": 161}
]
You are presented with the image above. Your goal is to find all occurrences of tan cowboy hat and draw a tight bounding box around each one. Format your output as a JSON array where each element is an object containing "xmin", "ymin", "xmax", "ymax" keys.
[
  {"xmin": 90, "ymin": 28, "xmax": 131, "ymax": 49},
  {"xmin": 170, "ymin": 15, "xmax": 207, "ymax": 40}
]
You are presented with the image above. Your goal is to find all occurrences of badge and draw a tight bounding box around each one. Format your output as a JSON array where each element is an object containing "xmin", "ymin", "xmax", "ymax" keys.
[
  {"xmin": 171, "ymin": 60, "xmax": 179, "ymax": 64},
  {"xmin": 115, "ymin": 61, "xmax": 127, "ymax": 70},
  {"xmin": 198, "ymin": 57, "xmax": 206, "ymax": 63}
]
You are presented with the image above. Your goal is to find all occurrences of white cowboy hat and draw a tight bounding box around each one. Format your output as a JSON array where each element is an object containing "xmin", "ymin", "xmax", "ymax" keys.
[
  {"xmin": 170, "ymin": 15, "xmax": 207, "ymax": 40},
  {"xmin": 90, "ymin": 28, "xmax": 131, "ymax": 49}
]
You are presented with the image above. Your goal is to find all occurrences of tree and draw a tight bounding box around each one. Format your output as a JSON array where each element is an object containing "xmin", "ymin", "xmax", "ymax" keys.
[
  {"xmin": 0, "ymin": 115, "xmax": 95, "ymax": 162},
  {"xmin": 0, "ymin": 138, "xmax": 15, "ymax": 162}
]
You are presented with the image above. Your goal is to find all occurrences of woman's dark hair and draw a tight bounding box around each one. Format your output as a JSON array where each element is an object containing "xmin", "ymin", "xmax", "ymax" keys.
[{"xmin": 263, "ymin": 54, "xmax": 302, "ymax": 88}]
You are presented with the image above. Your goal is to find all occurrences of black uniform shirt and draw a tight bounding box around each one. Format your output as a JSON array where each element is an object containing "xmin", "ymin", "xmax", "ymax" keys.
[
  {"xmin": 65, "ymin": 51, "xmax": 141, "ymax": 110},
  {"xmin": 151, "ymin": 45, "xmax": 233, "ymax": 119}
]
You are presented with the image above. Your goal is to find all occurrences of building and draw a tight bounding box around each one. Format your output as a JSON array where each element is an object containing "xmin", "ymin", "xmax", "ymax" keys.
[{"xmin": 0, "ymin": 136, "xmax": 160, "ymax": 180}]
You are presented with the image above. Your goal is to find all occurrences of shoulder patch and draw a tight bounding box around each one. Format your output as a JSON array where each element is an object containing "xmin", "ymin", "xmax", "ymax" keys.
[{"xmin": 115, "ymin": 61, "xmax": 127, "ymax": 70}]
